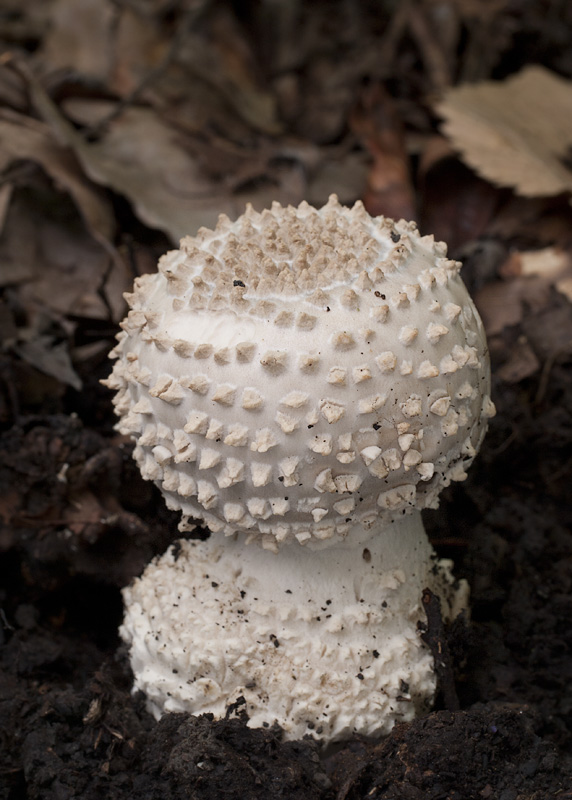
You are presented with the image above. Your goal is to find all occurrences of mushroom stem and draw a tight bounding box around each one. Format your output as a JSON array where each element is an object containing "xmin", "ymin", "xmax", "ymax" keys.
[
  {"xmin": 122, "ymin": 512, "xmax": 467, "ymax": 742},
  {"xmin": 214, "ymin": 512, "xmax": 462, "ymax": 613}
]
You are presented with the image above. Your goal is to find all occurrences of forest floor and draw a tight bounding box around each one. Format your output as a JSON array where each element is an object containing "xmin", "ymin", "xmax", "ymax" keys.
[{"xmin": 1, "ymin": 1, "xmax": 572, "ymax": 798}]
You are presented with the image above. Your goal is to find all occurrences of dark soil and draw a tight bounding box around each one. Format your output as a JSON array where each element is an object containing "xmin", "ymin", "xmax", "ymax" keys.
[{"xmin": 1, "ymin": 1, "xmax": 572, "ymax": 798}]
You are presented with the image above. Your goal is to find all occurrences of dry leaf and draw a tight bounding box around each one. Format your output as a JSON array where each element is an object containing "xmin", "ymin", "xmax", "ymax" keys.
[
  {"xmin": 73, "ymin": 106, "xmax": 239, "ymax": 240},
  {"xmin": 517, "ymin": 247, "xmax": 569, "ymax": 280},
  {"xmin": 0, "ymin": 188, "xmax": 125, "ymax": 323},
  {"xmin": 40, "ymin": 0, "xmax": 115, "ymax": 80},
  {"xmin": 30, "ymin": 89, "xmax": 358, "ymax": 242},
  {"xmin": 501, "ymin": 247, "xmax": 572, "ymax": 303},
  {"xmin": 67, "ymin": 105, "xmax": 305, "ymax": 241},
  {"xmin": 555, "ymin": 276, "xmax": 572, "ymax": 302},
  {"xmin": 0, "ymin": 102, "xmax": 131, "ymax": 321},
  {"xmin": 29, "ymin": 218, "xmax": 116, "ymax": 319},
  {"xmin": 0, "ymin": 108, "xmax": 117, "ymax": 250},
  {"xmin": 419, "ymin": 144, "xmax": 499, "ymax": 252},
  {"xmin": 436, "ymin": 66, "xmax": 572, "ymax": 200},
  {"xmin": 475, "ymin": 276, "xmax": 551, "ymax": 336},
  {"xmin": 178, "ymin": 12, "xmax": 282, "ymax": 137},
  {"xmin": 496, "ymin": 337, "xmax": 540, "ymax": 384},
  {"xmin": 14, "ymin": 337, "xmax": 82, "ymax": 391},
  {"xmin": 0, "ymin": 193, "xmax": 38, "ymax": 288},
  {"xmin": 16, "ymin": 73, "xmax": 244, "ymax": 240},
  {"xmin": 0, "ymin": 183, "xmax": 13, "ymax": 234},
  {"xmin": 18, "ymin": 61, "xmax": 363, "ymax": 243},
  {"xmin": 350, "ymin": 83, "xmax": 416, "ymax": 221}
]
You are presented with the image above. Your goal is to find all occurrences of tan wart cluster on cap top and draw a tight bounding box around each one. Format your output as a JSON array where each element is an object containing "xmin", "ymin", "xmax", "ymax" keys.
[{"xmin": 107, "ymin": 195, "xmax": 494, "ymax": 551}]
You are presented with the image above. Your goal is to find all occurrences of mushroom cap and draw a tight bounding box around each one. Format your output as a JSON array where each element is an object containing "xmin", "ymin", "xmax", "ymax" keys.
[{"xmin": 107, "ymin": 196, "xmax": 494, "ymax": 549}]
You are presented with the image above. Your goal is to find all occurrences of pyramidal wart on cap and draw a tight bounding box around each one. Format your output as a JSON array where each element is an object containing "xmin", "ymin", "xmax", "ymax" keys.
[{"xmin": 104, "ymin": 195, "xmax": 495, "ymax": 744}]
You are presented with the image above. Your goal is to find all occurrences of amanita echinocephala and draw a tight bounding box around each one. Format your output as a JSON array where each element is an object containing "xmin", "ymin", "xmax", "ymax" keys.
[{"xmin": 105, "ymin": 196, "xmax": 495, "ymax": 744}]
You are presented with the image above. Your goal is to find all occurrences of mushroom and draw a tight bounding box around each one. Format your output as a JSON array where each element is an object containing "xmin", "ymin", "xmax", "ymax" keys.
[{"xmin": 106, "ymin": 196, "xmax": 495, "ymax": 743}]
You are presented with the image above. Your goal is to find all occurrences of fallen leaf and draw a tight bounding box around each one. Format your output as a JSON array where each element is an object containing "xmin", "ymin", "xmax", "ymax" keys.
[
  {"xmin": 65, "ymin": 105, "xmax": 287, "ymax": 240},
  {"xmin": 0, "ymin": 191, "xmax": 38, "ymax": 288},
  {"xmin": 19, "ymin": 60, "xmax": 364, "ymax": 244},
  {"xmin": 0, "ymin": 63, "xmax": 27, "ymax": 112},
  {"xmin": 306, "ymin": 151, "xmax": 369, "ymax": 209},
  {"xmin": 29, "ymin": 216, "xmax": 117, "ymax": 319},
  {"xmin": 0, "ymin": 189, "xmax": 126, "ymax": 322},
  {"xmin": 419, "ymin": 148, "xmax": 500, "ymax": 252},
  {"xmin": 32, "ymin": 89, "xmax": 359, "ymax": 241},
  {"xmin": 475, "ymin": 276, "xmax": 551, "ymax": 336},
  {"xmin": 0, "ymin": 182, "xmax": 13, "ymax": 234},
  {"xmin": 14, "ymin": 336, "xmax": 82, "ymax": 391},
  {"xmin": 436, "ymin": 66, "xmax": 572, "ymax": 200},
  {"xmin": 178, "ymin": 10, "xmax": 282, "ymax": 136},
  {"xmin": 0, "ymin": 108, "xmax": 117, "ymax": 251},
  {"xmin": 18, "ymin": 74, "xmax": 239, "ymax": 240},
  {"xmin": 555, "ymin": 276, "xmax": 572, "ymax": 303},
  {"xmin": 39, "ymin": 0, "xmax": 115, "ymax": 80},
  {"xmin": 496, "ymin": 337, "xmax": 540, "ymax": 383},
  {"xmin": 350, "ymin": 83, "xmax": 416, "ymax": 221},
  {"xmin": 500, "ymin": 247, "xmax": 572, "ymax": 303}
]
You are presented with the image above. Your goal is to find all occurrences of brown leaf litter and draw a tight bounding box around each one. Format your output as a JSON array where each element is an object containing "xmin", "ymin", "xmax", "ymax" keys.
[{"xmin": 436, "ymin": 66, "xmax": 572, "ymax": 201}]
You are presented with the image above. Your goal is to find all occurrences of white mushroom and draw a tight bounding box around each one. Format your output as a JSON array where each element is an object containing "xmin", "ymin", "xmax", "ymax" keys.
[{"xmin": 106, "ymin": 196, "xmax": 494, "ymax": 743}]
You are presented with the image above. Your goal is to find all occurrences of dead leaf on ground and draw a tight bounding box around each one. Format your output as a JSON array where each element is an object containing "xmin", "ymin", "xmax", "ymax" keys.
[
  {"xmin": 39, "ymin": 0, "xmax": 116, "ymax": 81},
  {"xmin": 0, "ymin": 63, "xmax": 27, "ymax": 112},
  {"xmin": 28, "ymin": 81, "xmax": 364, "ymax": 241},
  {"xmin": 522, "ymin": 303, "xmax": 572, "ymax": 362},
  {"xmin": 64, "ymin": 104, "xmax": 298, "ymax": 241},
  {"xmin": 436, "ymin": 66, "xmax": 572, "ymax": 201},
  {"xmin": 495, "ymin": 336, "xmax": 540, "ymax": 384},
  {"xmin": 419, "ymin": 139, "xmax": 500, "ymax": 251},
  {"xmin": 486, "ymin": 195, "xmax": 572, "ymax": 248},
  {"xmin": 0, "ymin": 108, "xmax": 117, "ymax": 253},
  {"xmin": 0, "ymin": 183, "xmax": 13, "ymax": 234},
  {"xmin": 475, "ymin": 246, "xmax": 572, "ymax": 383},
  {"xmin": 350, "ymin": 83, "xmax": 416, "ymax": 221},
  {"xmin": 2, "ymin": 282, "xmax": 83, "ymax": 391},
  {"xmin": 500, "ymin": 247, "xmax": 572, "ymax": 303},
  {"xmin": 14, "ymin": 336, "xmax": 82, "ymax": 391},
  {"xmin": 0, "ymin": 189, "xmax": 126, "ymax": 323},
  {"xmin": 20, "ymin": 81, "xmax": 243, "ymax": 240},
  {"xmin": 0, "ymin": 192, "xmax": 39, "ymax": 288},
  {"xmin": 474, "ymin": 275, "xmax": 552, "ymax": 336},
  {"xmin": 108, "ymin": 3, "xmax": 281, "ymax": 137}
]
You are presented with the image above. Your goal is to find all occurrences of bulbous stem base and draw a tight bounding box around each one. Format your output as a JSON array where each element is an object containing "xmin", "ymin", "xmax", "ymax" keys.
[{"xmin": 121, "ymin": 512, "xmax": 468, "ymax": 743}]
